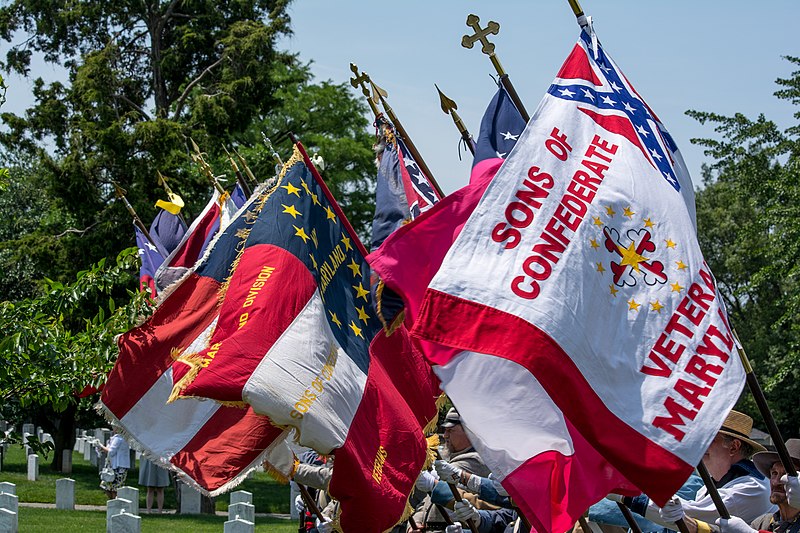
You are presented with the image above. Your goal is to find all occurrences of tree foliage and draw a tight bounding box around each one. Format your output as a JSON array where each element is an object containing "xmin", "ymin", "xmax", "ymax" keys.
[{"xmin": 691, "ymin": 56, "xmax": 800, "ymax": 435}]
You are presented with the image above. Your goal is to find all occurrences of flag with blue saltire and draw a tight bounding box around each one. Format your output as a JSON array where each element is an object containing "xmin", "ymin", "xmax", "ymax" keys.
[
  {"xmin": 371, "ymin": 23, "xmax": 742, "ymax": 533},
  {"xmin": 169, "ymin": 143, "xmax": 440, "ymax": 533},
  {"xmin": 231, "ymin": 182, "xmax": 249, "ymax": 209}
]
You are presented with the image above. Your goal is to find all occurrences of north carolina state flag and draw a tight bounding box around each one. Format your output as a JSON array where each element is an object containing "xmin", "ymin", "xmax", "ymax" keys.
[{"xmin": 370, "ymin": 25, "xmax": 744, "ymax": 533}]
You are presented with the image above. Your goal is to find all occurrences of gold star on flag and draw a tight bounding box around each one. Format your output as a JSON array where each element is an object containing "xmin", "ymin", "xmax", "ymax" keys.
[
  {"xmin": 671, "ymin": 282, "xmax": 684, "ymax": 293},
  {"xmin": 353, "ymin": 283, "xmax": 369, "ymax": 301},
  {"xmin": 623, "ymin": 206, "xmax": 635, "ymax": 218},
  {"xmin": 235, "ymin": 228, "xmax": 251, "ymax": 240},
  {"xmin": 606, "ymin": 205, "xmax": 616, "ymax": 217},
  {"xmin": 309, "ymin": 253, "xmax": 318, "ymax": 270},
  {"xmin": 301, "ymin": 180, "xmax": 312, "ymax": 195},
  {"xmin": 329, "ymin": 311, "xmax": 342, "ymax": 328},
  {"xmin": 293, "ymin": 225, "xmax": 310, "ymax": 243},
  {"xmin": 244, "ymin": 210, "xmax": 258, "ymax": 223},
  {"xmin": 644, "ymin": 218, "xmax": 656, "ymax": 229},
  {"xmin": 349, "ymin": 321, "xmax": 363, "ymax": 338},
  {"xmin": 628, "ymin": 298, "xmax": 641, "ymax": 311},
  {"xmin": 282, "ymin": 204, "xmax": 301, "ymax": 219},
  {"xmin": 590, "ymin": 238, "xmax": 600, "ymax": 250},
  {"xmin": 281, "ymin": 182, "xmax": 301, "ymax": 197},
  {"xmin": 593, "ymin": 216, "xmax": 603, "ymax": 226},
  {"xmin": 347, "ymin": 258, "xmax": 361, "ymax": 277},
  {"xmin": 609, "ymin": 284, "xmax": 619, "ymax": 297},
  {"xmin": 651, "ymin": 300, "xmax": 664, "ymax": 313},
  {"xmin": 676, "ymin": 260, "xmax": 688, "ymax": 271},
  {"xmin": 325, "ymin": 206, "xmax": 336, "ymax": 221},
  {"xmin": 341, "ymin": 235, "xmax": 353, "ymax": 251},
  {"xmin": 596, "ymin": 262, "xmax": 605, "ymax": 273},
  {"xmin": 310, "ymin": 192, "xmax": 320, "ymax": 206},
  {"xmin": 356, "ymin": 306, "xmax": 370, "ymax": 324},
  {"xmin": 665, "ymin": 239, "xmax": 677, "ymax": 249}
]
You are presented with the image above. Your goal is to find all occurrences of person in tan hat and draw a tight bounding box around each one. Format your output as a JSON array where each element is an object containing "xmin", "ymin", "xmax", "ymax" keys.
[
  {"xmin": 716, "ymin": 438, "xmax": 800, "ymax": 533},
  {"xmin": 615, "ymin": 410, "xmax": 773, "ymax": 533}
]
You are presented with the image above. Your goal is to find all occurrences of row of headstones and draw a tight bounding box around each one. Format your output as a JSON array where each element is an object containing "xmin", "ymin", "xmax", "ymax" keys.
[{"xmin": 0, "ymin": 481, "xmax": 257, "ymax": 533}]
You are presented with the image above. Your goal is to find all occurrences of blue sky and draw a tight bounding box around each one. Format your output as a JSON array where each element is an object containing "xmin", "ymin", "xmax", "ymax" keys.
[
  {"xmin": 2, "ymin": 1, "xmax": 795, "ymax": 195},
  {"xmin": 280, "ymin": 1, "xmax": 797, "ymax": 194}
]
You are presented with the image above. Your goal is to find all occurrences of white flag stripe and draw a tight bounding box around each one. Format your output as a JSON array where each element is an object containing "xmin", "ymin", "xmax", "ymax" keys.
[
  {"xmin": 435, "ymin": 351, "xmax": 574, "ymax": 480},
  {"xmin": 243, "ymin": 289, "xmax": 367, "ymax": 454}
]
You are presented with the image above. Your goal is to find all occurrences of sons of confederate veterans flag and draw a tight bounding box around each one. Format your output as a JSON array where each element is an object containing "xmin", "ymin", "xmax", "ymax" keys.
[
  {"xmin": 373, "ymin": 25, "xmax": 744, "ymax": 533},
  {"xmin": 100, "ymin": 184, "xmax": 289, "ymax": 494},
  {"xmin": 169, "ymin": 144, "xmax": 439, "ymax": 533}
]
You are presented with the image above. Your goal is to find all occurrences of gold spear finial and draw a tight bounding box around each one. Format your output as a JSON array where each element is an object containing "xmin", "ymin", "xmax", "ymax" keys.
[
  {"xmin": 349, "ymin": 63, "xmax": 381, "ymax": 118},
  {"xmin": 435, "ymin": 84, "xmax": 475, "ymax": 156},
  {"xmin": 113, "ymin": 181, "xmax": 158, "ymax": 247},
  {"xmin": 190, "ymin": 138, "xmax": 225, "ymax": 195}
]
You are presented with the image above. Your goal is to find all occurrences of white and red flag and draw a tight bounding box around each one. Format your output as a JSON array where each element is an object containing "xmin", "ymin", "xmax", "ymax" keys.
[
  {"xmin": 370, "ymin": 24, "xmax": 744, "ymax": 533},
  {"xmin": 154, "ymin": 189, "xmax": 237, "ymax": 291}
]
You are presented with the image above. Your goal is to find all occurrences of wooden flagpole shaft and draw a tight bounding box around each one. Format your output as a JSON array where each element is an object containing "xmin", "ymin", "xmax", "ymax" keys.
[
  {"xmin": 297, "ymin": 483, "xmax": 325, "ymax": 522},
  {"xmin": 114, "ymin": 184, "xmax": 159, "ymax": 250},
  {"xmin": 434, "ymin": 503, "xmax": 455, "ymax": 526},
  {"xmin": 578, "ymin": 515, "xmax": 592, "ymax": 532},
  {"xmin": 734, "ymin": 330, "xmax": 798, "ymax": 477},
  {"xmin": 373, "ymin": 90, "xmax": 444, "ymax": 199},
  {"xmin": 696, "ymin": 461, "xmax": 730, "ymax": 519},
  {"xmin": 567, "ymin": 0, "xmax": 585, "ymax": 18},
  {"xmin": 498, "ymin": 73, "xmax": 530, "ymax": 123},
  {"xmin": 616, "ymin": 502, "xmax": 643, "ymax": 533},
  {"xmin": 446, "ymin": 482, "xmax": 479, "ymax": 533}
]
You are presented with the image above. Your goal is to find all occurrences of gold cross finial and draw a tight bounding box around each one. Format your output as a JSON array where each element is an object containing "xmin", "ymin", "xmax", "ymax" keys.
[
  {"xmin": 461, "ymin": 14, "xmax": 500, "ymax": 55},
  {"xmin": 349, "ymin": 63, "xmax": 380, "ymax": 117}
]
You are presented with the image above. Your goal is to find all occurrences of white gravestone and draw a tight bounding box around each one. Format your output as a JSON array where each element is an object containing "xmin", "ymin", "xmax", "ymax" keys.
[
  {"xmin": 21, "ymin": 424, "xmax": 33, "ymax": 436},
  {"xmin": 230, "ymin": 490, "xmax": 252, "ymax": 505},
  {"xmin": 27, "ymin": 454, "xmax": 38, "ymax": 481},
  {"xmin": 0, "ymin": 492, "xmax": 18, "ymax": 532},
  {"xmin": 227, "ymin": 502, "xmax": 255, "ymax": 523},
  {"xmin": 224, "ymin": 518, "xmax": 255, "ymax": 533},
  {"xmin": 56, "ymin": 478, "xmax": 75, "ymax": 510},
  {"xmin": 179, "ymin": 484, "xmax": 201, "ymax": 515},
  {"xmin": 62, "ymin": 448, "xmax": 72, "ymax": 474},
  {"xmin": 117, "ymin": 487, "xmax": 139, "ymax": 517},
  {"xmin": 0, "ymin": 508, "xmax": 17, "ymax": 533},
  {"xmin": 106, "ymin": 498, "xmax": 134, "ymax": 533},
  {"xmin": 83, "ymin": 439, "xmax": 92, "ymax": 461},
  {"xmin": 110, "ymin": 511, "xmax": 141, "ymax": 533},
  {"xmin": 0, "ymin": 483, "xmax": 15, "ymax": 495}
]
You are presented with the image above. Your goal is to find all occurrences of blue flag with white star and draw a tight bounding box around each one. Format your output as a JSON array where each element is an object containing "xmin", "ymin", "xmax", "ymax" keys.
[
  {"xmin": 473, "ymin": 84, "xmax": 527, "ymax": 168},
  {"xmin": 135, "ymin": 224, "xmax": 166, "ymax": 298}
]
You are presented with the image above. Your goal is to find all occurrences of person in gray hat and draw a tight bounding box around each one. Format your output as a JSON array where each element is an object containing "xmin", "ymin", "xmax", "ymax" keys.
[
  {"xmin": 716, "ymin": 438, "xmax": 800, "ymax": 533},
  {"xmin": 408, "ymin": 407, "xmax": 493, "ymax": 532}
]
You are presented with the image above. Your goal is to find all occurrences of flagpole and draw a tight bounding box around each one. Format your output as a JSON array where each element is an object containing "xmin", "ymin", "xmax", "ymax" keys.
[
  {"xmin": 113, "ymin": 182, "xmax": 159, "ymax": 249},
  {"xmin": 297, "ymin": 483, "xmax": 325, "ymax": 522},
  {"xmin": 156, "ymin": 171, "xmax": 188, "ymax": 227},
  {"xmin": 733, "ymin": 330, "xmax": 798, "ymax": 477},
  {"xmin": 696, "ymin": 461, "xmax": 731, "ymax": 519},
  {"xmin": 189, "ymin": 139, "xmax": 226, "ymax": 196},
  {"xmin": 445, "ymin": 482, "xmax": 479, "ymax": 533},
  {"xmin": 616, "ymin": 502, "xmax": 644, "ymax": 533},
  {"xmin": 368, "ymin": 79, "xmax": 445, "ymax": 199},
  {"xmin": 223, "ymin": 146, "xmax": 252, "ymax": 197},
  {"xmin": 435, "ymin": 84, "xmax": 476, "ymax": 156},
  {"xmin": 461, "ymin": 14, "xmax": 530, "ymax": 123}
]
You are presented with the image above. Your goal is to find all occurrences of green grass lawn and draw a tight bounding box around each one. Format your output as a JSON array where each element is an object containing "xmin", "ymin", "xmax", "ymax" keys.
[
  {"xmin": 20, "ymin": 508, "xmax": 299, "ymax": 532},
  {"xmin": 1, "ymin": 444, "xmax": 291, "ymax": 513}
]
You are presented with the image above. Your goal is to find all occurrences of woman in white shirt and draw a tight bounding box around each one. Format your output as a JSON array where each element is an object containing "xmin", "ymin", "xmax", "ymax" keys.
[{"xmin": 97, "ymin": 430, "xmax": 131, "ymax": 499}]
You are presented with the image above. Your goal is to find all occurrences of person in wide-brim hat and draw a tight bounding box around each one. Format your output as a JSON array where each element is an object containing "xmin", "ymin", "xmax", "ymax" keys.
[
  {"xmin": 718, "ymin": 410, "xmax": 767, "ymax": 454},
  {"xmin": 753, "ymin": 438, "xmax": 800, "ymax": 478}
]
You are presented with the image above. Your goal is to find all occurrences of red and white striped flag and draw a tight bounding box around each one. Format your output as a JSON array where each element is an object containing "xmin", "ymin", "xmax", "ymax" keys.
[{"xmin": 100, "ymin": 185, "xmax": 289, "ymax": 494}]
